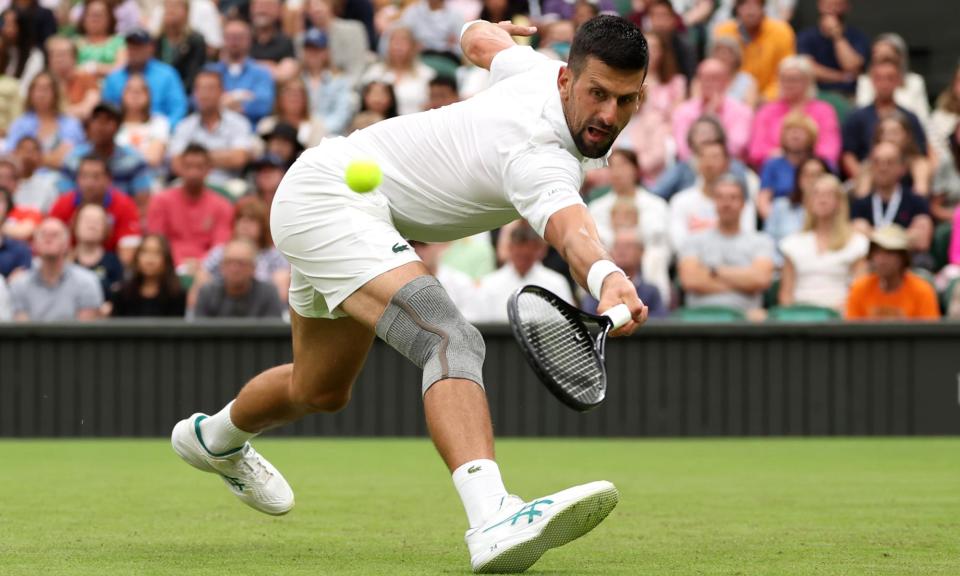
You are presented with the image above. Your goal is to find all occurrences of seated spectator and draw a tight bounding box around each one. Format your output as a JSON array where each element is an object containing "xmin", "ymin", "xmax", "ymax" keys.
[
  {"xmin": 396, "ymin": 0, "xmax": 463, "ymax": 62},
  {"xmin": 250, "ymin": 0, "xmax": 298, "ymax": 83},
  {"xmin": 712, "ymin": 0, "xmax": 795, "ymax": 102},
  {"xmin": 932, "ymin": 124, "xmax": 960, "ymax": 223},
  {"xmin": 0, "ymin": 159, "xmax": 41, "ymax": 241},
  {"xmin": 303, "ymin": 0, "xmax": 372, "ymax": 87},
  {"xmin": 116, "ymin": 74, "xmax": 171, "ymax": 170},
  {"xmin": 410, "ymin": 240, "xmax": 476, "ymax": 313},
  {"xmin": 169, "ymin": 70, "xmax": 257, "ymax": 189},
  {"xmin": 643, "ymin": 0, "xmax": 696, "ymax": 80},
  {"xmin": 0, "ymin": 273, "xmax": 9, "ymax": 320},
  {"xmin": 589, "ymin": 149, "xmax": 671, "ymax": 302},
  {"xmin": 359, "ymin": 81, "xmax": 399, "ymax": 120},
  {"xmin": 58, "ymin": 103, "xmax": 153, "ymax": 210},
  {"xmin": 362, "ymin": 26, "xmax": 436, "ymax": 116},
  {"xmin": 11, "ymin": 136, "xmax": 59, "ymax": 214},
  {"xmin": 845, "ymin": 225, "xmax": 940, "ymax": 320},
  {"xmin": 110, "ymin": 233, "xmax": 187, "ymax": 317},
  {"xmin": 928, "ymin": 63, "xmax": 960, "ymax": 165},
  {"xmin": 0, "ymin": 72, "xmax": 21, "ymax": 138},
  {"xmin": 542, "ymin": 0, "xmax": 614, "ymax": 22},
  {"xmin": 190, "ymin": 196, "xmax": 290, "ymax": 307},
  {"xmin": 757, "ymin": 112, "xmax": 818, "ymax": 221},
  {"xmin": 708, "ymin": 0, "xmax": 797, "ymax": 46},
  {"xmin": 707, "ymin": 36, "xmax": 758, "ymax": 109},
  {"xmin": 301, "ymin": 29, "xmax": 354, "ymax": 135},
  {"xmin": 70, "ymin": 203, "xmax": 124, "ymax": 298},
  {"xmin": 670, "ymin": 141, "xmax": 757, "ymax": 251},
  {"xmin": 854, "ymin": 114, "xmax": 932, "ymax": 198},
  {"xmin": 194, "ymin": 238, "xmax": 285, "ymax": 318},
  {"xmin": 479, "ymin": 0, "xmax": 528, "ymax": 35},
  {"xmin": 581, "ymin": 229, "xmax": 667, "ymax": 319},
  {"xmin": 0, "ymin": 186, "xmax": 32, "ymax": 277},
  {"xmin": 1, "ymin": 8, "xmax": 44, "ymax": 95},
  {"xmin": 5, "ymin": 0, "xmax": 57, "ymax": 48},
  {"xmin": 45, "ymin": 36, "xmax": 100, "ymax": 121},
  {"xmin": 842, "ymin": 60, "xmax": 927, "ymax": 179},
  {"xmin": 49, "ymin": 155, "xmax": 142, "ymax": 260},
  {"xmin": 764, "ymin": 156, "xmax": 829, "ymax": 256},
  {"xmin": 472, "ymin": 222, "xmax": 573, "ymax": 324},
  {"xmin": 678, "ymin": 175, "xmax": 775, "ymax": 316},
  {"xmin": 69, "ymin": 0, "xmax": 143, "ymax": 37},
  {"xmin": 616, "ymin": 31, "xmax": 686, "ymax": 185},
  {"xmin": 75, "ymin": 0, "xmax": 128, "ymax": 78},
  {"xmin": 261, "ymin": 122, "xmax": 304, "ymax": 168},
  {"xmin": 153, "ymin": 0, "xmax": 208, "ymax": 92},
  {"xmin": 3, "ymin": 73, "xmax": 85, "ymax": 168},
  {"xmin": 651, "ymin": 116, "xmax": 754, "ymax": 201},
  {"xmin": 257, "ymin": 77, "xmax": 327, "ymax": 149},
  {"xmin": 672, "ymin": 58, "xmax": 753, "ymax": 162},
  {"xmin": 850, "ymin": 142, "xmax": 934, "ymax": 254},
  {"xmin": 147, "ymin": 144, "xmax": 234, "ymax": 274},
  {"xmin": 250, "ymin": 153, "xmax": 284, "ymax": 212},
  {"xmin": 101, "ymin": 28, "xmax": 188, "ymax": 127},
  {"xmin": 426, "ymin": 75, "xmax": 459, "ymax": 111},
  {"xmin": 208, "ymin": 18, "xmax": 276, "ymax": 125},
  {"xmin": 796, "ymin": 0, "xmax": 868, "ymax": 98},
  {"xmin": 748, "ymin": 56, "xmax": 841, "ymax": 169},
  {"xmin": 779, "ymin": 174, "xmax": 868, "ymax": 310},
  {"xmin": 855, "ymin": 34, "xmax": 930, "ymax": 128},
  {"xmin": 8, "ymin": 218, "xmax": 103, "ymax": 321}
]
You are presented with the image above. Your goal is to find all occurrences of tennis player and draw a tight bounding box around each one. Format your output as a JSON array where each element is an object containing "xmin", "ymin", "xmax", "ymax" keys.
[{"xmin": 172, "ymin": 15, "xmax": 649, "ymax": 573}]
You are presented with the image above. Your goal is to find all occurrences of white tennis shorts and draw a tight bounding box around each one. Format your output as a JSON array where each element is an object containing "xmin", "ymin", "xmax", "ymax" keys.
[{"xmin": 270, "ymin": 141, "xmax": 421, "ymax": 320}]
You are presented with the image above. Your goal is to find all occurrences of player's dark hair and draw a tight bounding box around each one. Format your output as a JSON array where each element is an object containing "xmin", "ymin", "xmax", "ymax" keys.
[{"xmin": 567, "ymin": 15, "xmax": 648, "ymax": 77}]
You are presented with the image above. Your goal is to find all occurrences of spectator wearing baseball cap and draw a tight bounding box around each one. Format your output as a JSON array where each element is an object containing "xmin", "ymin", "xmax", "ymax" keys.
[
  {"xmin": 845, "ymin": 225, "xmax": 941, "ymax": 320},
  {"xmin": 100, "ymin": 27, "xmax": 189, "ymax": 126},
  {"xmin": 249, "ymin": 153, "xmax": 285, "ymax": 215},
  {"xmin": 261, "ymin": 122, "xmax": 303, "ymax": 168},
  {"xmin": 301, "ymin": 28, "xmax": 354, "ymax": 136}
]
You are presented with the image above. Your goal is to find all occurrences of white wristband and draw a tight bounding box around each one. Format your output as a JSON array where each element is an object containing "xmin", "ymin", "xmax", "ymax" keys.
[
  {"xmin": 586, "ymin": 260, "xmax": 624, "ymax": 301},
  {"xmin": 460, "ymin": 19, "xmax": 485, "ymax": 42}
]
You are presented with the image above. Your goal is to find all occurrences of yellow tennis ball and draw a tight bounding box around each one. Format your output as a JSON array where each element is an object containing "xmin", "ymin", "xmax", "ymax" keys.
[{"xmin": 344, "ymin": 159, "xmax": 382, "ymax": 193}]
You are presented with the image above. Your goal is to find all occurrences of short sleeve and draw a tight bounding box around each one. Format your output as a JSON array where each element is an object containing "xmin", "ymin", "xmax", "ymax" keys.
[
  {"xmin": 488, "ymin": 46, "xmax": 554, "ymax": 86},
  {"xmin": 678, "ymin": 232, "xmax": 704, "ymax": 260},
  {"xmin": 502, "ymin": 147, "xmax": 585, "ymax": 237},
  {"xmin": 778, "ymin": 233, "xmax": 801, "ymax": 263}
]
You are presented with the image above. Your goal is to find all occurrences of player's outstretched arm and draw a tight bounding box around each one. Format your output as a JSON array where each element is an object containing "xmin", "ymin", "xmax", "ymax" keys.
[
  {"xmin": 544, "ymin": 205, "xmax": 649, "ymax": 336},
  {"xmin": 461, "ymin": 20, "xmax": 537, "ymax": 71}
]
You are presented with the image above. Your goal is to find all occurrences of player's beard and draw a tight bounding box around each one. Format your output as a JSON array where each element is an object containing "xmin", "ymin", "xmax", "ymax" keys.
[{"xmin": 573, "ymin": 121, "xmax": 619, "ymax": 159}]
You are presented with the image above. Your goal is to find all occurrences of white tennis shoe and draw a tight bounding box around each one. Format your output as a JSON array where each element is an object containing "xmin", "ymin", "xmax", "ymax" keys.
[
  {"xmin": 466, "ymin": 480, "xmax": 619, "ymax": 574},
  {"xmin": 171, "ymin": 413, "xmax": 294, "ymax": 516}
]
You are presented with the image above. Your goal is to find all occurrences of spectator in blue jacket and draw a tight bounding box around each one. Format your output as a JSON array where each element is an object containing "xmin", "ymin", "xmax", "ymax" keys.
[
  {"xmin": 207, "ymin": 17, "xmax": 275, "ymax": 125},
  {"xmin": 100, "ymin": 28, "xmax": 188, "ymax": 126}
]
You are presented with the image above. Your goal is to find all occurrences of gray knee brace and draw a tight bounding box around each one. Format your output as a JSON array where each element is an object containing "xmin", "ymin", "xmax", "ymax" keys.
[{"xmin": 375, "ymin": 275, "xmax": 486, "ymax": 395}]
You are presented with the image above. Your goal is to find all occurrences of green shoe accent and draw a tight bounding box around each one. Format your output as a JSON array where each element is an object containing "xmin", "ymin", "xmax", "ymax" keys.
[
  {"xmin": 482, "ymin": 499, "xmax": 555, "ymax": 533},
  {"xmin": 193, "ymin": 415, "xmax": 245, "ymax": 458}
]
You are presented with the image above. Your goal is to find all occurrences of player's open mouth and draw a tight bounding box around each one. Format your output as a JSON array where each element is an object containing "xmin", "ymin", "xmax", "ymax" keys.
[{"xmin": 585, "ymin": 126, "xmax": 609, "ymax": 143}]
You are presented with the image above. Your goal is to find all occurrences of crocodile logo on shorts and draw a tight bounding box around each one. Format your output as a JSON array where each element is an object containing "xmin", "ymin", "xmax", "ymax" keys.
[{"xmin": 392, "ymin": 243, "xmax": 410, "ymax": 253}]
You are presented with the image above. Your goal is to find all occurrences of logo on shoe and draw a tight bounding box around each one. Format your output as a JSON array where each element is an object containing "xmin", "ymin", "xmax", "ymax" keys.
[
  {"xmin": 482, "ymin": 499, "xmax": 554, "ymax": 532},
  {"xmin": 392, "ymin": 243, "xmax": 410, "ymax": 253},
  {"xmin": 222, "ymin": 475, "xmax": 246, "ymax": 491},
  {"xmin": 468, "ymin": 465, "xmax": 482, "ymax": 474}
]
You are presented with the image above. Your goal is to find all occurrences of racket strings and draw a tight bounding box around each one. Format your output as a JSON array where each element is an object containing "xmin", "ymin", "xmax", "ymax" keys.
[{"xmin": 516, "ymin": 293, "xmax": 604, "ymax": 403}]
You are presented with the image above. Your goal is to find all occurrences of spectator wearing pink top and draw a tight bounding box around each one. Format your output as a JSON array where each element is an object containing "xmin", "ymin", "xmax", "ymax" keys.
[
  {"xmin": 748, "ymin": 56, "xmax": 841, "ymax": 169},
  {"xmin": 951, "ymin": 206, "xmax": 960, "ymax": 266},
  {"xmin": 146, "ymin": 144, "xmax": 234, "ymax": 274},
  {"xmin": 672, "ymin": 58, "xmax": 753, "ymax": 162}
]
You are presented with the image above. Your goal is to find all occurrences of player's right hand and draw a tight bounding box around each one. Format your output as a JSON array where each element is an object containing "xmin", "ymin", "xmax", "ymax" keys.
[
  {"xmin": 597, "ymin": 273, "xmax": 648, "ymax": 337},
  {"xmin": 497, "ymin": 21, "xmax": 537, "ymax": 37}
]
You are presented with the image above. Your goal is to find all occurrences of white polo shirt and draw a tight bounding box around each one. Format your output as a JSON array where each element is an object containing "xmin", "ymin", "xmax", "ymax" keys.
[{"xmin": 294, "ymin": 45, "xmax": 604, "ymax": 242}]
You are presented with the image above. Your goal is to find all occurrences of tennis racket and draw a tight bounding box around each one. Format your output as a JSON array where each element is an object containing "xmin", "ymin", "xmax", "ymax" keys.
[{"xmin": 507, "ymin": 285, "xmax": 633, "ymax": 412}]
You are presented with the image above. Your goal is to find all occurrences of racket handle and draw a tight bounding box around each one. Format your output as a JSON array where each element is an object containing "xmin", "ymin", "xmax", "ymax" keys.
[{"xmin": 602, "ymin": 304, "xmax": 633, "ymax": 329}]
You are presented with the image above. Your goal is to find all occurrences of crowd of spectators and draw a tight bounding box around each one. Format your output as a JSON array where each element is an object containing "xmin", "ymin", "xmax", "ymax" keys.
[{"xmin": 0, "ymin": 0, "xmax": 959, "ymax": 324}]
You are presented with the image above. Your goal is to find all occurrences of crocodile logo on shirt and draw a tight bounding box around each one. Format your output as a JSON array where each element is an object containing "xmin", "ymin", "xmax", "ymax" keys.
[{"xmin": 392, "ymin": 243, "xmax": 410, "ymax": 253}]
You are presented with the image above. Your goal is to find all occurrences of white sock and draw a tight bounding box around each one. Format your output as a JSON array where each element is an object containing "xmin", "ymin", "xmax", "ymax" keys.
[
  {"xmin": 452, "ymin": 459, "xmax": 509, "ymax": 528},
  {"xmin": 198, "ymin": 401, "xmax": 257, "ymax": 455}
]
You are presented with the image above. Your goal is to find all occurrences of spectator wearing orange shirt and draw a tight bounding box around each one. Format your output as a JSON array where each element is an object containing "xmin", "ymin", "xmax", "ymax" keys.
[
  {"xmin": 147, "ymin": 144, "xmax": 234, "ymax": 274},
  {"xmin": 845, "ymin": 225, "xmax": 940, "ymax": 320},
  {"xmin": 712, "ymin": 0, "xmax": 795, "ymax": 102}
]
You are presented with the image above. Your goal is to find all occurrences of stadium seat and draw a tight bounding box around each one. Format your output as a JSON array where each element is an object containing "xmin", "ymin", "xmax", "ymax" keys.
[
  {"xmin": 931, "ymin": 222, "xmax": 953, "ymax": 272},
  {"xmin": 672, "ymin": 306, "xmax": 746, "ymax": 322},
  {"xmin": 767, "ymin": 304, "xmax": 840, "ymax": 322},
  {"xmin": 420, "ymin": 54, "xmax": 459, "ymax": 81},
  {"xmin": 817, "ymin": 89, "xmax": 853, "ymax": 124},
  {"xmin": 763, "ymin": 276, "xmax": 781, "ymax": 309}
]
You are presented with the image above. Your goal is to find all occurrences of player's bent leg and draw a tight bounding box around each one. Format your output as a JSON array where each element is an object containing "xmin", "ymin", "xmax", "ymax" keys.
[{"xmin": 171, "ymin": 312, "xmax": 375, "ymax": 516}]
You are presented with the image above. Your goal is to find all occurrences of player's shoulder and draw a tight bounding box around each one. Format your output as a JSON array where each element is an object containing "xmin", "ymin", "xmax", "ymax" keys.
[{"xmin": 489, "ymin": 46, "xmax": 560, "ymax": 85}]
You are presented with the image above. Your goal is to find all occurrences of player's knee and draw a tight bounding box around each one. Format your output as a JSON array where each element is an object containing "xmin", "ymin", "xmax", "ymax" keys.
[
  {"xmin": 376, "ymin": 276, "xmax": 487, "ymax": 396},
  {"xmin": 289, "ymin": 376, "xmax": 353, "ymax": 413}
]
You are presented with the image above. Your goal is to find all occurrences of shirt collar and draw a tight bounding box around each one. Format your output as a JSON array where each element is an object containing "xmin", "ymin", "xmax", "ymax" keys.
[
  {"xmin": 73, "ymin": 188, "xmax": 116, "ymax": 208},
  {"xmin": 542, "ymin": 87, "xmax": 609, "ymax": 171}
]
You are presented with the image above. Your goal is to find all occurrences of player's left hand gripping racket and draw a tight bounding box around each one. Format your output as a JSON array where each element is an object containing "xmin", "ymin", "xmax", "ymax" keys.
[{"xmin": 507, "ymin": 285, "xmax": 633, "ymax": 412}]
